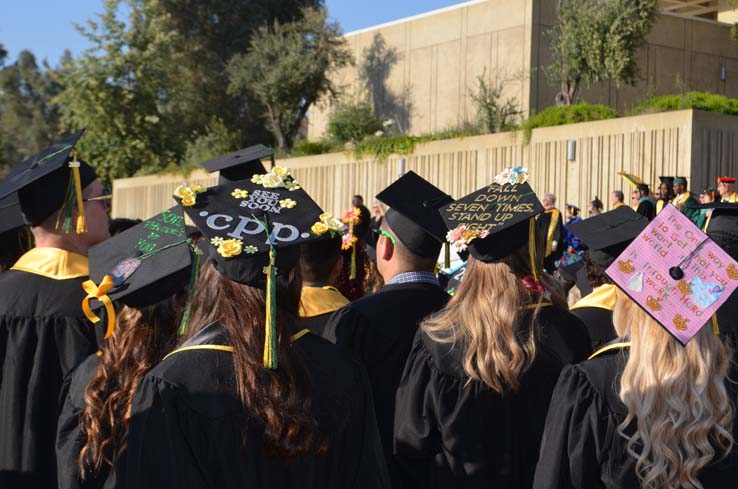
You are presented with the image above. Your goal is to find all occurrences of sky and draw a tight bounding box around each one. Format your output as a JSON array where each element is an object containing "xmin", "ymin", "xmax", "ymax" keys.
[{"xmin": 1, "ymin": 0, "xmax": 466, "ymax": 65}]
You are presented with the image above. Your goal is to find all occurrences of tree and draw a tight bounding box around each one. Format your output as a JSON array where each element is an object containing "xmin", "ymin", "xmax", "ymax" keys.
[
  {"xmin": 53, "ymin": 0, "xmax": 184, "ymax": 183},
  {"xmin": 469, "ymin": 68, "xmax": 521, "ymax": 133},
  {"xmin": 227, "ymin": 8, "xmax": 352, "ymax": 151},
  {"xmin": 326, "ymin": 101, "xmax": 381, "ymax": 144},
  {"xmin": 546, "ymin": 0, "xmax": 657, "ymax": 105},
  {"xmin": 0, "ymin": 49, "xmax": 63, "ymax": 173}
]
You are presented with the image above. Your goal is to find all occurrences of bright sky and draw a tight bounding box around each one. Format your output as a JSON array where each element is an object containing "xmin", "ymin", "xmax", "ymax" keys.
[{"xmin": 1, "ymin": 0, "xmax": 467, "ymax": 65}]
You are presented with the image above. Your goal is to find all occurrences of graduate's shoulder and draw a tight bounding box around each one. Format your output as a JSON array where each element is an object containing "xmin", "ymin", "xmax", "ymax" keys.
[{"xmin": 0, "ymin": 269, "xmax": 88, "ymax": 317}]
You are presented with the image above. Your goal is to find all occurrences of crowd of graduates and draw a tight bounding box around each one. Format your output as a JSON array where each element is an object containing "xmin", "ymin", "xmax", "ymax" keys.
[{"xmin": 1, "ymin": 130, "xmax": 738, "ymax": 489}]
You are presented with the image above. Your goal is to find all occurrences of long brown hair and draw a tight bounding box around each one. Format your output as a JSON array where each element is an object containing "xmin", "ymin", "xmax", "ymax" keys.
[
  {"xmin": 80, "ymin": 298, "xmax": 180, "ymax": 476},
  {"xmin": 183, "ymin": 261, "xmax": 325, "ymax": 459},
  {"xmin": 423, "ymin": 246, "xmax": 546, "ymax": 392}
]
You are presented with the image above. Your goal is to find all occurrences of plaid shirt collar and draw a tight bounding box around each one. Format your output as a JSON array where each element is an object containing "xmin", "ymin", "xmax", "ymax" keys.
[{"xmin": 386, "ymin": 271, "xmax": 439, "ymax": 287}]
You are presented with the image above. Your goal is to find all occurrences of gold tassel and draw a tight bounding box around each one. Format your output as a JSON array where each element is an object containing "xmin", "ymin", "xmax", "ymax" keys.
[
  {"xmin": 69, "ymin": 150, "xmax": 86, "ymax": 234},
  {"xmin": 528, "ymin": 218, "xmax": 538, "ymax": 282},
  {"xmin": 263, "ymin": 247, "xmax": 278, "ymax": 369},
  {"xmin": 712, "ymin": 315, "xmax": 720, "ymax": 335}
]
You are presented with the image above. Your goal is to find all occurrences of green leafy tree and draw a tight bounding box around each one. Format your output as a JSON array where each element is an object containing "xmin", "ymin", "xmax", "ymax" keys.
[
  {"xmin": 547, "ymin": 0, "xmax": 657, "ymax": 105},
  {"xmin": 0, "ymin": 49, "xmax": 63, "ymax": 173},
  {"xmin": 182, "ymin": 117, "xmax": 241, "ymax": 168},
  {"xmin": 145, "ymin": 0, "xmax": 322, "ymax": 147},
  {"xmin": 469, "ymin": 68, "xmax": 521, "ymax": 133},
  {"xmin": 227, "ymin": 8, "xmax": 353, "ymax": 151},
  {"xmin": 326, "ymin": 101, "xmax": 381, "ymax": 144},
  {"xmin": 53, "ymin": 0, "xmax": 184, "ymax": 182}
]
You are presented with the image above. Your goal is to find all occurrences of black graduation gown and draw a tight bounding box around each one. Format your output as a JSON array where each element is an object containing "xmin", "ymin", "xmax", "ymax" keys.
[
  {"xmin": 533, "ymin": 349, "xmax": 738, "ymax": 489},
  {"xmin": 570, "ymin": 284, "xmax": 619, "ymax": 350},
  {"xmin": 536, "ymin": 210, "xmax": 564, "ymax": 271},
  {"xmin": 323, "ymin": 281, "xmax": 450, "ymax": 488},
  {"xmin": 56, "ymin": 354, "xmax": 121, "ymax": 489},
  {"xmin": 635, "ymin": 199, "xmax": 656, "ymax": 221},
  {"xmin": 125, "ymin": 322, "xmax": 390, "ymax": 489},
  {"xmin": 0, "ymin": 255, "xmax": 97, "ymax": 488},
  {"xmin": 393, "ymin": 306, "xmax": 591, "ymax": 489}
]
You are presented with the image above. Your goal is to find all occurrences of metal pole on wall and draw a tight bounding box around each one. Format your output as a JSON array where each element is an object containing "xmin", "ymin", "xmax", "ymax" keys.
[{"xmin": 398, "ymin": 157, "xmax": 406, "ymax": 178}]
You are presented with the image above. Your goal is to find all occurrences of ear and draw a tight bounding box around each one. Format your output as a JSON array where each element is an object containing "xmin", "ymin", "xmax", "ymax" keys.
[{"xmin": 379, "ymin": 235, "xmax": 394, "ymax": 262}]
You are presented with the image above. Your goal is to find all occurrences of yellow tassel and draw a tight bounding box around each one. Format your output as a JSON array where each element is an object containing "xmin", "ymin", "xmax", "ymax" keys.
[
  {"xmin": 712, "ymin": 315, "xmax": 720, "ymax": 335},
  {"xmin": 69, "ymin": 151, "xmax": 86, "ymax": 234},
  {"xmin": 528, "ymin": 218, "xmax": 538, "ymax": 282},
  {"xmin": 263, "ymin": 247, "xmax": 278, "ymax": 369},
  {"xmin": 81, "ymin": 275, "xmax": 116, "ymax": 339}
]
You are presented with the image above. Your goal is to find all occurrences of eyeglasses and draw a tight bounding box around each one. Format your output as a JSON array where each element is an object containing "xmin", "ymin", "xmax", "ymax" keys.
[
  {"xmin": 83, "ymin": 188, "xmax": 112, "ymax": 203},
  {"xmin": 372, "ymin": 227, "xmax": 396, "ymax": 245}
]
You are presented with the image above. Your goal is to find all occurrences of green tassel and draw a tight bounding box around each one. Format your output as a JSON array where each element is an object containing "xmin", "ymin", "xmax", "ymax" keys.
[{"xmin": 263, "ymin": 247, "xmax": 278, "ymax": 369}]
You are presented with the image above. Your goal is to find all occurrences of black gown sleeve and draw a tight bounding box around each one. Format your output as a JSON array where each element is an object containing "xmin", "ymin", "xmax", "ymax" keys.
[{"xmin": 533, "ymin": 365, "xmax": 609, "ymax": 489}]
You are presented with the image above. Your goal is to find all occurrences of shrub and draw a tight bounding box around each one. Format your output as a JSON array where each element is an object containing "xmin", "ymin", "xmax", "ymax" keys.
[
  {"xmin": 631, "ymin": 92, "xmax": 738, "ymax": 116},
  {"xmin": 326, "ymin": 101, "xmax": 382, "ymax": 144},
  {"xmin": 293, "ymin": 140, "xmax": 334, "ymax": 156},
  {"xmin": 522, "ymin": 103, "xmax": 616, "ymax": 142},
  {"xmin": 469, "ymin": 68, "xmax": 521, "ymax": 133}
]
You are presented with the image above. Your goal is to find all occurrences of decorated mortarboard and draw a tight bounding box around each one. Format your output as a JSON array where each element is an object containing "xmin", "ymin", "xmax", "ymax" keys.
[
  {"xmin": 376, "ymin": 171, "xmax": 453, "ymax": 259},
  {"xmin": 0, "ymin": 130, "xmax": 98, "ymax": 232},
  {"xmin": 688, "ymin": 203, "xmax": 738, "ymax": 239},
  {"xmin": 618, "ymin": 172, "xmax": 645, "ymax": 189},
  {"xmin": 82, "ymin": 207, "xmax": 196, "ymax": 339},
  {"xmin": 201, "ymin": 144, "xmax": 273, "ymax": 184},
  {"xmin": 440, "ymin": 166, "xmax": 544, "ymax": 264},
  {"xmin": 0, "ymin": 193, "xmax": 27, "ymax": 235},
  {"xmin": 716, "ymin": 176, "xmax": 736, "ymax": 184},
  {"xmin": 174, "ymin": 165, "xmax": 323, "ymax": 369},
  {"xmin": 659, "ymin": 176, "xmax": 675, "ymax": 186},
  {"xmin": 567, "ymin": 207, "xmax": 648, "ymax": 267},
  {"xmin": 605, "ymin": 204, "xmax": 738, "ymax": 345}
]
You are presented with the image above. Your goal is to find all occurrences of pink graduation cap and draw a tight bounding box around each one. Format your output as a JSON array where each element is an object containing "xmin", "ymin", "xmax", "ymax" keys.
[{"xmin": 606, "ymin": 204, "xmax": 738, "ymax": 345}]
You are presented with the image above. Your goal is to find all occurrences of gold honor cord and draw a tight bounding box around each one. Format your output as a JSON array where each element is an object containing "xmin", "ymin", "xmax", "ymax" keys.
[
  {"xmin": 528, "ymin": 218, "xmax": 539, "ymax": 282},
  {"xmin": 81, "ymin": 275, "xmax": 116, "ymax": 339},
  {"xmin": 545, "ymin": 209, "xmax": 560, "ymax": 257}
]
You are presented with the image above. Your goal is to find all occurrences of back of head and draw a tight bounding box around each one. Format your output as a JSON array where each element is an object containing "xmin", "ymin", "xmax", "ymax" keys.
[
  {"xmin": 614, "ymin": 190, "xmax": 624, "ymax": 202},
  {"xmin": 300, "ymin": 234, "xmax": 342, "ymax": 284},
  {"xmin": 613, "ymin": 292, "xmax": 734, "ymax": 489},
  {"xmin": 423, "ymin": 246, "xmax": 546, "ymax": 393}
]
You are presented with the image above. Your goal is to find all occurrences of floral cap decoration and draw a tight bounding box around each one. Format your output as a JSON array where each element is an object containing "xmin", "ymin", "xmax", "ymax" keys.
[
  {"xmin": 341, "ymin": 207, "xmax": 362, "ymax": 224},
  {"xmin": 446, "ymin": 225, "xmax": 490, "ymax": 253},
  {"xmin": 310, "ymin": 212, "xmax": 345, "ymax": 238},
  {"xmin": 493, "ymin": 166, "xmax": 529, "ymax": 186},
  {"xmin": 173, "ymin": 183, "xmax": 206, "ymax": 207},
  {"xmin": 251, "ymin": 165, "xmax": 301, "ymax": 191}
]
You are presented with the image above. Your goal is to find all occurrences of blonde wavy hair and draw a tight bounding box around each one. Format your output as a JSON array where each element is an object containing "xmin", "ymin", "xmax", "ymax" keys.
[
  {"xmin": 422, "ymin": 245, "xmax": 560, "ymax": 392},
  {"xmin": 614, "ymin": 292, "xmax": 734, "ymax": 489}
]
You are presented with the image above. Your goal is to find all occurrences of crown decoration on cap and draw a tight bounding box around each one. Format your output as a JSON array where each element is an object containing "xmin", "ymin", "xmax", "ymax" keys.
[{"xmin": 250, "ymin": 165, "xmax": 301, "ymax": 191}]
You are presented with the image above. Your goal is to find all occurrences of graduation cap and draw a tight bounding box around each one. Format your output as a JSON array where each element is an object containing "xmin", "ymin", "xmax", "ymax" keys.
[
  {"xmin": 673, "ymin": 176, "xmax": 688, "ymax": 185},
  {"xmin": 659, "ymin": 176, "xmax": 675, "ymax": 186},
  {"xmin": 201, "ymin": 144, "xmax": 273, "ymax": 184},
  {"xmin": 605, "ymin": 204, "xmax": 738, "ymax": 345},
  {"xmin": 0, "ymin": 193, "xmax": 26, "ymax": 235},
  {"xmin": 0, "ymin": 130, "xmax": 98, "ymax": 231},
  {"xmin": 443, "ymin": 261, "xmax": 467, "ymax": 296},
  {"xmin": 440, "ymin": 167, "xmax": 544, "ymax": 263},
  {"xmin": 175, "ymin": 172, "xmax": 323, "ymax": 369},
  {"xmin": 716, "ymin": 176, "xmax": 736, "ymax": 184},
  {"xmin": 83, "ymin": 207, "xmax": 194, "ymax": 339},
  {"xmin": 688, "ymin": 203, "xmax": 738, "ymax": 241},
  {"xmin": 618, "ymin": 172, "xmax": 645, "ymax": 189},
  {"xmin": 567, "ymin": 207, "xmax": 649, "ymax": 267},
  {"xmin": 376, "ymin": 171, "xmax": 453, "ymax": 259}
]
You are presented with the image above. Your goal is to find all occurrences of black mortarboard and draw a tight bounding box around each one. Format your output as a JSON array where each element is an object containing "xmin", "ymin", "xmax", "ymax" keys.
[
  {"xmin": 0, "ymin": 130, "xmax": 98, "ymax": 227},
  {"xmin": 0, "ymin": 193, "xmax": 26, "ymax": 235},
  {"xmin": 176, "ymin": 177, "xmax": 324, "ymax": 286},
  {"xmin": 88, "ymin": 206, "xmax": 192, "ymax": 309},
  {"xmin": 567, "ymin": 206, "xmax": 648, "ymax": 267},
  {"xmin": 659, "ymin": 176, "xmax": 675, "ymax": 186},
  {"xmin": 689, "ymin": 203, "xmax": 738, "ymax": 242},
  {"xmin": 440, "ymin": 180, "xmax": 543, "ymax": 262},
  {"xmin": 673, "ymin": 176, "xmax": 687, "ymax": 185},
  {"xmin": 376, "ymin": 171, "xmax": 453, "ymax": 258},
  {"xmin": 201, "ymin": 144, "xmax": 272, "ymax": 184}
]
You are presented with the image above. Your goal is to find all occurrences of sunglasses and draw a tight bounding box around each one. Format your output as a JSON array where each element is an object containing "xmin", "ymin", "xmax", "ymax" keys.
[
  {"xmin": 83, "ymin": 187, "xmax": 113, "ymax": 203},
  {"xmin": 372, "ymin": 227, "xmax": 396, "ymax": 245}
]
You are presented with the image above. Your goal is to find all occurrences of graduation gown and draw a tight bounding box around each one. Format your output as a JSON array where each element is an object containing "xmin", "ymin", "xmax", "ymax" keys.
[
  {"xmin": 323, "ymin": 280, "xmax": 449, "ymax": 488},
  {"xmin": 298, "ymin": 285, "xmax": 350, "ymax": 338},
  {"xmin": 125, "ymin": 322, "xmax": 390, "ymax": 489},
  {"xmin": 0, "ymin": 248, "xmax": 97, "ymax": 488},
  {"xmin": 533, "ymin": 347, "xmax": 738, "ymax": 489},
  {"xmin": 536, "ymin": 210, "xmax": 564, "ymax": 271},
  {"xmin": 635, "ymin": 198, "xmax": 655, "ymax": 221},
  {"xmin": 570, "ymin": 284, "xmax": 618, "ymax": 350},
  {"xmin": 394, "ymin": 306, "xmax": 591, "ymax": 489},
  {"xmin": 56, "ymin": 355, "xmax": 120, "ymax": 489}
]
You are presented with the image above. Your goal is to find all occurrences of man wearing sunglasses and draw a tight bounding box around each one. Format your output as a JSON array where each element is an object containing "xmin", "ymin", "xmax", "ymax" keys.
[
  {"xmin": 323, "ymin": 172, "xmax": 451, "ymax": 489},
  {"xmin": 0, "ymin": 132, "xmax": 110, "ymax": 489}
]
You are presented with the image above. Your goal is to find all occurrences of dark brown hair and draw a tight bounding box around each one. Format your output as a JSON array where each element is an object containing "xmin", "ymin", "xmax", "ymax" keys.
[
  {"xmin": 80, "ymin": 298, "xmax": 180, "ymax": 476},
  {"xmin": 183, "ymin": 261, "xmax": 326, "ymax": 459},
  {"xmin": 299, "ymin": 234, "xmax": 342, "ymax": 284}
]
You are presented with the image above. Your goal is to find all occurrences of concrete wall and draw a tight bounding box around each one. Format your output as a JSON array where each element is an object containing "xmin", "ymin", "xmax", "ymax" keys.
[
  {"xmin": 114, "ymin": 110, "xmax": 738, "ymax": 222},
  {"xmin": 307, "ymin": 0, "xmax": 738, "ymax": 140}
]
